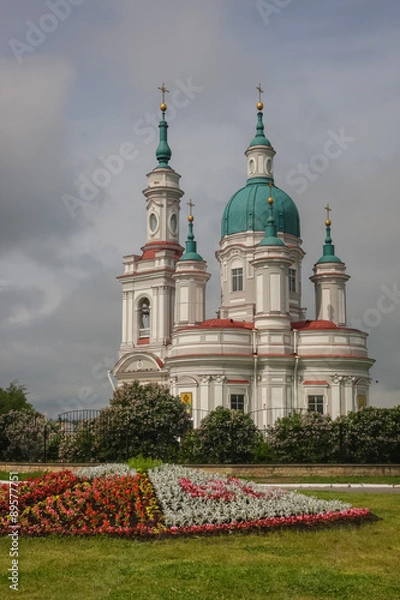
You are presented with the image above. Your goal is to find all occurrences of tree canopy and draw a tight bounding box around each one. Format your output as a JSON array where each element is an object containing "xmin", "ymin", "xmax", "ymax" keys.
[{"xmin": 0, "ymin": 381, "xmax": 34, "ymax": 415}]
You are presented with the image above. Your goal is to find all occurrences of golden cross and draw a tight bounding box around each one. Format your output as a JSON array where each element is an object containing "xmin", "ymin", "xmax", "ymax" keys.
[
  {"xmin": 325, "ymin": 203, "xmax": 332, "ymax": 220},
  {"xmin": 187, "ymin": 199, "xmax": 195, "ymax": 217},
  {"xmin": 158, "ymin": 82, "xmax": 169, "ymax": 104},
  {"xmin": 256, "ymin": 83, "xmax": 264, "ymax": 103}
]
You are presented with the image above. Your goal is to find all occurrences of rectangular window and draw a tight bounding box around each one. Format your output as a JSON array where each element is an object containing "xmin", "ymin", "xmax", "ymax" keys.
[
  {"xmin": 230, "ymin": 394, "xmax": 245, "ymax": 411},
  {"xmin": 232, "ymin": 268, "xmax": 243, "ymax": 292},
  {"xmin": 289, "ymin": 268, "xmax": 296, "ymax": 293},
  {"xmin": 308, "ymin": 395, "xmax": 324, "ymax": 414}
]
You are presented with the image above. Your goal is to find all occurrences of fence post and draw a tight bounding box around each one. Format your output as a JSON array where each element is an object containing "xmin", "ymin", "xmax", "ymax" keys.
[
  {"xmin": 339, "ymin": 421, "xmax": 344, "ymax": 463},
  {"xmin": 43, "ymin": 423, "xmax": 47, "ymax": 463}
]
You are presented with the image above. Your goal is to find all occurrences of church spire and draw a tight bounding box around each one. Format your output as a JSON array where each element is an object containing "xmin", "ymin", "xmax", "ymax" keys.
[
  {"xmin": 249, "ymin": 83, "xmax": 271, "ymax": 147},
  {"xmin": 245, "ymin": 84, "xmax": 275, "ymax": 181},
  {"xmin": 259, "ymin": 183, "xmax": 284, "ymax": 246},
  {"xmin": 317, "ymin": 204, "xmax": 343, "ymax": 264},
  {"xmin": 155, "ymin": 83, "xmax": 172, "ymax": 168},
  {"xmin": 180, "ymin": 200, "xmax": 203, "ymax": 261}
]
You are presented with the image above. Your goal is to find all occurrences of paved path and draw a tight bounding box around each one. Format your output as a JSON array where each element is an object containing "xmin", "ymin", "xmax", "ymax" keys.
[{"xmin": 260, "ymin": 483, "xmax": 400, "ymax": 494}]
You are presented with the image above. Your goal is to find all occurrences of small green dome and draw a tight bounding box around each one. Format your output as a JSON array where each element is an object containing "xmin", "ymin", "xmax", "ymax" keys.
[
  {"xmin": 316, "ymin": 224, "xmax": 343, "ymax": 264},
  {"xmin": 249, "ymin": 112, "xmax": 271, "ymax": 147},
  {"xmin": 221, "ymin": 178, "xmax": 300, "ymax": 238}
]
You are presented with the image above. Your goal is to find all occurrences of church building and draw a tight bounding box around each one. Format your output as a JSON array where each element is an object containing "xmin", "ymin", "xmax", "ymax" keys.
[{"xmin": 112, "ymin": 86, "xmax": 374, "ymax": 429}]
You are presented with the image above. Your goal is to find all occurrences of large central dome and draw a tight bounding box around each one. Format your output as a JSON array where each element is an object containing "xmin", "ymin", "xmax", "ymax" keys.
[
  {"xmin": 220, "ymin": 108, "xmax": 300, "ymax": 240},
  {"xmin": 221, "ymin": 178, "xmax": 300, "ymax": 238}
]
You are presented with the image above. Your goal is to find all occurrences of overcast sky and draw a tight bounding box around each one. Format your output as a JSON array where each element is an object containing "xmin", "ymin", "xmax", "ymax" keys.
[{"xmin": 0, "ymin": 0, "xmax": 399, "ymax": 418}]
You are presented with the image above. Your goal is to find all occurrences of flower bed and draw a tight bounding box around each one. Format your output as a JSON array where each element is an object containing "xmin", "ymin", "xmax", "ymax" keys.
[{"xmin": 0, "ymin": 465, "xmax": 376, "ymax": 538}]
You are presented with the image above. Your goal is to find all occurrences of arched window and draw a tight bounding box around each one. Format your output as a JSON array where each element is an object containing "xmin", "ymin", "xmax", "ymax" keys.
[{"xmin": 138, "ymin": 298, "xmax": 150, "ymax": 338}]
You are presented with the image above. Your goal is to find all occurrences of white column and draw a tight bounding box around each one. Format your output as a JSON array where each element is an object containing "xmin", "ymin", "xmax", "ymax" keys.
[
  {"xmin": 214, "ymin": 375, "xmax": 226, "ymax": 409},
  {"xmin": 152, "ymin": 288, "xmax": 159, "ymax": 341},
  {"xmin": 330, "ymin": 376, "xmax": 342, "ymax": 419},
  {"xmin": 344, "ymin": 377, "xmax": 354, "ymax": 414},
  {"xmin": 199, "ymin": 375, "xmax": 211, "ymax": 427},
  {"xmin": 121, "ymin": 291, "xmax": 128, "ymax": 344},
  {"xmin": 127, "ymin": 291, "xmax": 134, "ymax": 345}
]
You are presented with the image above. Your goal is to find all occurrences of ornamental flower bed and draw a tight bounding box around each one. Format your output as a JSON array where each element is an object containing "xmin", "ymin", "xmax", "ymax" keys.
[{"xmin": 0, "ymin": 465, "xmax": 376, "ymax": 539}]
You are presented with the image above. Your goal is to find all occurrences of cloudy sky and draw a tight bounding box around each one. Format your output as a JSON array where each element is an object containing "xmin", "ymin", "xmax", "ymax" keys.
[{"xmin": 0, "ymin": 0, "xmax": 399, "ymax": 417}]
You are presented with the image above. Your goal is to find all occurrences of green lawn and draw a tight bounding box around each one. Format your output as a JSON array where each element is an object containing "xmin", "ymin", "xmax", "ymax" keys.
[
  {"xmin": 0, "ymin": 492, "xmax": 399, "ymax": 599},
  {"xmin": 250, "ymin": 475, "xmax": 400, "ymax": 485}
]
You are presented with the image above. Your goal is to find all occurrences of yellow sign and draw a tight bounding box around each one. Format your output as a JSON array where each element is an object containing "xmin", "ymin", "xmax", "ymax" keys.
[{"xmin": 180, "ymin": 392, "xmax": 192, "ymax": 416}]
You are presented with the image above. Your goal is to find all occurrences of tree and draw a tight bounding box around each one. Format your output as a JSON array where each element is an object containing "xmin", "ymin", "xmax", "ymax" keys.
[
  {"xmin": 86, "ymin": 382, "xmax": 192, "ymax": 462},
  {"xmin": 0, "ymin": 381, "xmax": 34, "ymax": 414},
  {"xmin": 181, "ymin": 406, "xmax": 261, "ymax": 464}
]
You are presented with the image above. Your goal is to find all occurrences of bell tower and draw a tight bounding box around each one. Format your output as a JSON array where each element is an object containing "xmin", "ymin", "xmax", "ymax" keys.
[{"xmin": 116, "ymin": 85, "xmax": 184, "ymax": 364}]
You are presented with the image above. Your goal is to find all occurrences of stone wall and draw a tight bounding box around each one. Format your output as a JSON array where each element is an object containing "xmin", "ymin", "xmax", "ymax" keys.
[{"xmin": 1, "ymin": 462, "xmax": 399, "ymax": 477}]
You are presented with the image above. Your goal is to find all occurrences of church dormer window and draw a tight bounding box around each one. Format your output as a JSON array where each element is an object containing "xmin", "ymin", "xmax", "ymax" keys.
[
  {"xmin": 138, "ymin": 298, "xmax": 150, "ymax": 338},
  {"xmin": 232, "ymin": 267, "xmax": 243, "ymax": 292}
]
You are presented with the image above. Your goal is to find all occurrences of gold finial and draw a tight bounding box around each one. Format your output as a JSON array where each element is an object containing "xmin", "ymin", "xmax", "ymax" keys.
[
  {"xmin": 158, "ymin": 82, "xmax": 169, "ymax": 112},
  {"xmin": 256, "ymin": 83, "xmax": 264, "ymax": 111},
  {"xmin": 268, "ymin": 181, "xmax": 274, "ymax": 204},
  {"xmin": 187, "ymin": 199, "xmax": 195, "ymax": 222},
  {"xmin": 325, "ymin": 203, "xmax": 332, "ymax": 226}
]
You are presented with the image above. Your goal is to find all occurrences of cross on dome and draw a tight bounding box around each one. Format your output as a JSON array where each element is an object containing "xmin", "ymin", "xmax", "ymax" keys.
[
  {"xmin": 158, "ymin": 82, "xmax": 169, "ymax": 112},
  {"xmin": 325, "ymin": 203, "xmax": 332, "ymax": 226},
  {"xmin": 256, "ymin": 83, "xmax": 264, "ymax": 111},
  {"xmin": 187, "ymin": 199, "xmax": 195, "ymax": 222}
]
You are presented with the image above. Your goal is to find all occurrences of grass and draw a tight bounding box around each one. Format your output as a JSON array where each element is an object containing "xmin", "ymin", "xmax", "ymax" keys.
[{"xmin": 0, "ymin": 492, "xmax": 399, "ymax": 599}]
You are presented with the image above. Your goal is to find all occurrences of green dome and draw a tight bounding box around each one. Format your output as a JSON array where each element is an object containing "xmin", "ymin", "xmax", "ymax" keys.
[{"xmin": 221, "ymin": 178, "xmax": 300, "ymax": 238}]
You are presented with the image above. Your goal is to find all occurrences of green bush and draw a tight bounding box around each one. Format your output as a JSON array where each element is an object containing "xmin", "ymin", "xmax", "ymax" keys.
[
  {"xmin": 180, "ymin": 406, "xmax": 261, "ymax": 464},
  {"xmin": 266, "ymin": 406, "xmax": 400, "ymax": 464},
  {"xmin": 266, "ymin": 411, "xmax": 337, "ymax": 463},
  {"xmin": 251, "ymin": 440, "xmax": 277, "ymax": 463},
  {"xmin": 128, "ymin": 455, "xmax": 163, "ymax": 473},
  {"xmin": 338, "ymin": 406, "xmax": 400, "ymax": 463}
]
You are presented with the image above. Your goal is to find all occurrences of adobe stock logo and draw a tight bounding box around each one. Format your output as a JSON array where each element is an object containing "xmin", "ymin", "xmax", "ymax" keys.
[
  {"xmin": 350, "ymin": 283, "xmax": 400, "ymax": 333},
  {"xmin": 62, "ymin": 77, "xmax": 204, "ymax": 219},
  {"xmin": 256, "ymin": 0, "xmax": 293, "ymax": 26},
  {"xmin": 9, "ymin": 0, "xmax": 85, "ymax": 65},
  {"xmin": 285, "ymin": 129, "xmax": 356, "ymax": 195}
]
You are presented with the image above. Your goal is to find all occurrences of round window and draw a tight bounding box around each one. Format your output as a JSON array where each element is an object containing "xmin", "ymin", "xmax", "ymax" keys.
[
  {"xmin": 149, "ymin": 213, "xmax": 158, "ymax": 233},
  {"xmin": 170, "ymin": 213, "xmax": 178, "ymax": 234},
  {"xmin": 265, "ymin": 158, "xmax": 273, "ymax": 175}
]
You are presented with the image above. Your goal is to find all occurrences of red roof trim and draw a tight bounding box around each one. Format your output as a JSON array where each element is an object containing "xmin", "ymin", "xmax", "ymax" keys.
[
  {"xmin": 303, "ymin": 380, "xmax": 329, "ymax": 386},
  {"xmin": 292, "ymin": 320, "xmax": 339, "ymax": 330},
  {"xmin": 194, "ymin": 318, "xmax": 255, "ymax": 330},
  {"xmin": 227, "ymin": 379, "xmax": 250, "ymax": 384}
]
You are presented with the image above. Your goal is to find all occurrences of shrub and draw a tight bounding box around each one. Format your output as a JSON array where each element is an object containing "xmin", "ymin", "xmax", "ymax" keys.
[
  {"xmin": 267, "ymin": 411, "xmax": 337, "ymax": 463},
  {"xmin": 181, "ymin": 406, "xmax": 261, "ymax": 464},
  {"xmin": 338, "ymin": 406, "xmax": 400, "ymax": 463},
  {"xmin": 0, "ymin": 411, "xmax": 60, "ymax": 462},
  {"xmin": 128, "ymin": 455, "xmax": 163, "ymax": 473}
]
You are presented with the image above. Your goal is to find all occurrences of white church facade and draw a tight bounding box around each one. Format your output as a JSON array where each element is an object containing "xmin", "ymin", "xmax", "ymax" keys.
[{"xmin": 112, "ymin": 87, "xmax": 374, "ymax": 429}]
